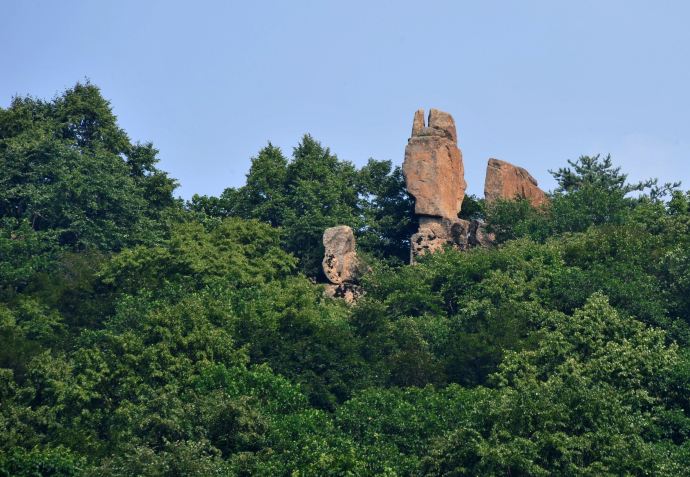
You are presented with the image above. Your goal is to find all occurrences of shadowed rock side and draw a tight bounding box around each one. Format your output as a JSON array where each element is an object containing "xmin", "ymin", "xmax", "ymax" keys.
[
  {"xmin": 469, "ymin": 219, "xmax": 494, "ymax": 247},
  {"xmin": 403, "ymin": 109, "xmax": 466, "ymax": 220},
  {"xmin": 484, "ymin": 158, "xmax": 548, "ymax": 207},
  {"xmin": 322, "ymin": 225, "xmax": 367, "ymax": 303},
  {"xmin": 324, "ymin": 282, "xmax": 364, "ymax": 304},
  {"xmin": 410, "ymin": 217, "xmax": 492, "ymax": 259}
]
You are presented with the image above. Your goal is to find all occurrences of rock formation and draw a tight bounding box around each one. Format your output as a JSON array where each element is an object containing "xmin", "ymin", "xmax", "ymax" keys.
[
  {"xmin": 484, "ymin": 158, "xmax": 548, "ymax": 207},
  {"xmin": 322, "ymin": 225, "xmax": 360, "ymax": 284},
  {"xmin": 323, "ymin": 281, "xmax": 363, "ymax": 304},
  {"xmin": 322, "ymin": 225, "xmax": 366, "ymax": 303},
  {"xmin": 403, "ymin": 109, "xmax": 466, "ymax": 220},
  {"xmin": 410, "ymin": 217, "xmax": 470, "ymax": 258},
  {"xmin": 404, "ymin": 109, "xmax": 481, "ymax": 261}
]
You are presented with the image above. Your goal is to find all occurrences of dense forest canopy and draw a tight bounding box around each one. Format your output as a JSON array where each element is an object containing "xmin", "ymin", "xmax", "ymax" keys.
[{"xmin": 1, "ymin": 83, "xmax": 689, "ymax": 476}]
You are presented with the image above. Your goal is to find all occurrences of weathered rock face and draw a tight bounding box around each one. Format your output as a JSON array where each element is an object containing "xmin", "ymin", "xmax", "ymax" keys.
[
  {"xmin": 409, "ymin": 217, "xmax": 496, "ymax": 262},
  {"xmin": 484, "ymin": 158, "xmax": 548, "ymax": 207},
  {"xmin": 322, "ymin": 225, "xmax": 362, "ymax": 285},
  {"xmin": 322, "ymin": 225, "xmax": 368, "ymax": 303},
  {"xmin": 428, "ymin": 108, "xmax": 457, "ymax": 143},
  {"xmin": 403, "ymin": 109, "xmax": 466, "ymax": 220},
  {"xmin": 324, "ymin": 283, "xmax": 364, "ymax": 304},
  {"xmin": 410, "ymin": 217, "xmax": 470, "ymax": 261}
]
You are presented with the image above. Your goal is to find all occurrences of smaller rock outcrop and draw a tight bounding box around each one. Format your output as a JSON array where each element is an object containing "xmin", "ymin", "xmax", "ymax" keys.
[
  {"xmin": 409, "ymin": 217, "xmax": 493, "ymax": 262},
  {"xmin": 410, "ymin": 217, "xmax": 470, "ymax": 261},
  {"xmin": 322, "ymin": 225, "xmax": 367, "ymax": 303},
  {"xmin": 484, "ymin": 158, "xmax": 548, "ymax": 207}
]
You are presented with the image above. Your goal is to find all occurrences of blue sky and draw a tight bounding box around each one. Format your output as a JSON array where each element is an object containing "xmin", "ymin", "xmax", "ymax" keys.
[{"xmin": 2, "ymin": 0, "xmax": 689, "ymax": 199}]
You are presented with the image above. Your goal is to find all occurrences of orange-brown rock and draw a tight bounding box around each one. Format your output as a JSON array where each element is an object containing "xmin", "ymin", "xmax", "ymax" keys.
[
  {"xmin": 411, "ymin": 109, "xmax": 425, "ymax": 136},
  {"xmin": 322, "ymin": 225, "xmax": 365, "ymax": 285},
  {"xmin": 403, "ymin": 109, "xmax": 466, "ymax": 220},
  {"xmin": 484, "ymin": 158, "xmax": 548, "ymax": 207},
  {"xmin": 428, "ymin": 108, "xmax": 457, "ymax": 143}
]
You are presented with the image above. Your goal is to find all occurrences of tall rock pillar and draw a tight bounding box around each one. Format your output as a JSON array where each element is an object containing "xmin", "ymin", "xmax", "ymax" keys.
[
  {"xmin": 403, "ymin": 108, "xmax": 466, "ymax": 219},
  {"xmin": 403, "ymin": 109, "xmax": 472, "ymax": 261}
]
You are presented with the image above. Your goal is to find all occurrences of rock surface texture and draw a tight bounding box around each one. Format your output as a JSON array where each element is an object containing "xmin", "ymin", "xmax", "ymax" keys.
[
  {"xmin": 322, "ymin": 225, "xmax": 360, "ymax": 284},
  {"xmin": 410, "ymin": 217, "xmax": 471, "ymax": 259},
  {"xmin": 403, "ymin": 109, "xmax": 490, "ymax": 261},
  {"xmin": 484, "ymin": 158, "xmax": 548, "ymax": 207},
  {"xmin": 322, "ymin": 225, "xmax": 367, "ymax": 303},
  {"xmin": 403, "ymin": 109, "xmax": 466, "ymax": 220}
]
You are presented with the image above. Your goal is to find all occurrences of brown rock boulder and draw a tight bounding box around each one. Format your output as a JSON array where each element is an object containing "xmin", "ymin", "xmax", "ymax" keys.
[
  {"xmin": 484, "ymin": 158, "xmax": 548, "ymax": 207},
  {"xmin": 403, "ymin": 109, "xmax": 466, "ymax": 220},
  {"xmin": 410, "ymin": 217, "xmax": 471, "ymax": 262},
  {"xmin": 322, "ymin": 225, "xmax": 365, "ymax": 285}
]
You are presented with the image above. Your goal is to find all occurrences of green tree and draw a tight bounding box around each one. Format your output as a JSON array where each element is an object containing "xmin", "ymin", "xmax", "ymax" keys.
[
  {"xmin": 280, "ymin": 135, "xmax": 360, "ymax": 276},
  {"xmin": 0, "ymin": 82, "xmax": 179, "ymax": 290},
  {"xmin": 100, "ymin": 218, "xmax": 296, "ymax": 294},
  {"xmin": 424, "ymin": 294, "xmax": 685, "ymax": 476},
  {"xmin": 485, "ymin": 154, "xmax": 681, "ymax": 242},
  {"xmin": 356, "ymin": 158, "xmax": 417, "ymax": 264},
  {"xmin": 188, "ymin": 139, "xmax": 417, "ymax": 275}
]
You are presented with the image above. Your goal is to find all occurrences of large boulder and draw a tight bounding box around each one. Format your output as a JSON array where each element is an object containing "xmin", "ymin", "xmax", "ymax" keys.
[
  {"xmin": 322, "ymin": 225, "xmax": 365, "ymax": 285},
  {"xmin": 484, "ymin": 158, "xmax": 548, "ymax": 207},
  {"xmin": 403, "ymin": 109, "xmax": 466, "ymax": 220}
]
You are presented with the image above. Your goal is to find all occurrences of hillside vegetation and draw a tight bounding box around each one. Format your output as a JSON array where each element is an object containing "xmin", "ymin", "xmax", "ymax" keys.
[{"xmin": 1, "ymin": 83, "xmax": 689, "ymax": 476}]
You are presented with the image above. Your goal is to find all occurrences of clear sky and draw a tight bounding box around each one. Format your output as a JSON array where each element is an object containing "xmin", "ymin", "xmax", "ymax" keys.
[{"xmin": 2, "ymin": 0, "xmax": 689, "ymax": 199}]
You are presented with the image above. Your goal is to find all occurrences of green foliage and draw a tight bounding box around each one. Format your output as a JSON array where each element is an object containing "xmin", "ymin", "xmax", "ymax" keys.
[
  {"xmin": 0, "ymin": 299, "xmax": 67, "ymax": 378},
  {"xmin": 335, "ymin": 385, "xmax": 491, "ymax": 474},
  {"xmin": 0, "ymin": 82, "xmax": 179, "ymax": 292},
  {"xmin": 486, "ymin": 154, "xmax": 685, "ymax": 245},
  {"xmin": 484, "ymin": 198, "xmax": 551, "ymax": 242},
  {"xmin": 189, "ymin": 138, "xmax": 415, "ymax": 275},
  {"xmin": 228, "ymin": 278, "xmax": 369, "ymax": 409},
  {"xmin": 458, "ymin": 194, "xmax": 484, "ymax": 221},
  {"xmin": 3, "ymin": 83, "xmax": 690, "ymax": 476},
  {"xmin": 356, "ymin": 158, "xmax": 417, "ymax": 264},
  {"xmin": 424, "ymin": 294, "xmax": 685, "ymax": 476},
  {"xmin": 0, "ymin": 219, "xmax": 55, "ymax": 294},
  {"xmin": 100, "ymin": 218, "xmax": 296, "ymax": 294},
  {"xmin": 551, "ymin": 153, "xmax": 654, "ymax": 194},
  {"xmin": 0, "ymin": 446, "xmax": 85, "ymax": 477}
]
